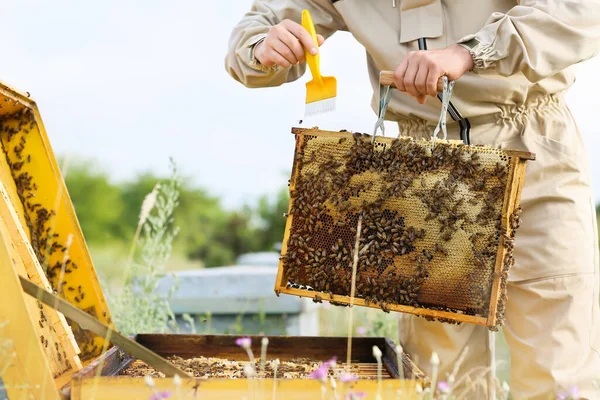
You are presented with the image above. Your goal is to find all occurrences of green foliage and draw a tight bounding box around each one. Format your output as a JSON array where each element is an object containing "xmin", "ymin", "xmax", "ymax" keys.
[
  {"xmin": 62, "ymin": 158, "xmax": 124, "ymax": 244},
  {"xmin": 108, "ymin": 159, "xmax": 181, "ymax": 336},
  {"xmin": 254, "ymin": 187, "xmax": 290, "ymax": 251},
  {"xmin": 62, "ymin": 157, "xmax": 292, "ymax": 269}
]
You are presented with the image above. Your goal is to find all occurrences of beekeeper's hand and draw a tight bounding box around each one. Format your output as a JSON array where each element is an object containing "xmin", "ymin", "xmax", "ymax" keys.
[
  {"xmin": 254, "ymin": 20, "xmax": 325, "ymax": 68},
  {"xmin": 393, "ymin": 44, "xmax": 474, "ymax": 104}
]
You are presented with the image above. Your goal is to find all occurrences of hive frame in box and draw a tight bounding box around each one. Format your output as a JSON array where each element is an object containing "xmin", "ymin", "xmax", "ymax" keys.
[
  {"xmin": 0, "ymin": 80, "xmax": 113, "ymax": 398},
  {"xmin": 275, "ymin": 127, "xmax": 535, "ymax": 330},
  {"xmin": 63, "ymin": 334, "xmax": 429, "ymax": 400}
]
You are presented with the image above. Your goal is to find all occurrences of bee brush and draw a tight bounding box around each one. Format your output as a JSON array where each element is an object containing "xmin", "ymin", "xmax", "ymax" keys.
[{"xmin": 301, "ymin": 9, "xmax": 337, "ymax": 117}]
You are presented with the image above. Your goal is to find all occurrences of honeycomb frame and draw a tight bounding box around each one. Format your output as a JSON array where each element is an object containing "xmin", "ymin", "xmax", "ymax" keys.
[{"xmin": 274, "ymin": 127, "xmax": 535, "ymax": 330}]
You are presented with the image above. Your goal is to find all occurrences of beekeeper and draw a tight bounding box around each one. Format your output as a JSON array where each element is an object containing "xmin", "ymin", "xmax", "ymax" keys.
[{"xmin": 224, "ymin": 1, "xmax": 600, "ymax": 399}]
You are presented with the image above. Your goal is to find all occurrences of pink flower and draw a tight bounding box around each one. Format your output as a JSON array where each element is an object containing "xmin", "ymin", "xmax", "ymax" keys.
[
  {"xmin": 356, "ymin": 326, "xmax": 367, "ymax": 336},
  {"xmin": 308, "ymin": 357, "xmax": 338, "ymax": 381},
  {"xmin": 557, "ymin": 385, "xmax": 580, "ymax": 400},
  {"xmin": 437, "ymin": 381, "xmax": 451, "ymax": 394},
  {"xmin": 338, "ymin": 372, "xmax": 358, "ymax": 383},
  {"xmin": 569, "ymin": 386, "xmax": 580, "ymax": 399},
  {"xmin": 149, "ymin": 391, "xmax": 172, "ymax": 400},
  {"xmin": 308, "ymin": 363, "xmax": 329, "ymax": 381},
  {"xmin": 345, "ymin": 391, "xmax": 366, "ymax": 399},
  {"xmin": 235, "ymin": 337, "xmax": 252, "ymax": 348},
  {"xmin": 324, "ymin": 356, "xmax": 337, "ymax": 368}
]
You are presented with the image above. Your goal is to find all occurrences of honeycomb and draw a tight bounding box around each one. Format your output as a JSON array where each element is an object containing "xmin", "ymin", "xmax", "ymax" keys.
[{"xmin": 277, "ymin": 128, "xmax": 531, "ymax": 330}]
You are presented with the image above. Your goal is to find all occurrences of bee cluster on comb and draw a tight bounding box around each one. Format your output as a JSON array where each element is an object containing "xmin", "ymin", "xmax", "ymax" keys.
[
  {"xmin": 0, "ymin": 106, "xmax": 105, "ymax": 362},
  {"xmin": 275, "ymin": 128, "xmax": 533, "ymax": 330}
]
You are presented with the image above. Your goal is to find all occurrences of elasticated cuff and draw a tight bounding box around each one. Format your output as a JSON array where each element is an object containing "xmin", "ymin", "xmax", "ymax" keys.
[
  {"xmin": 238, "ymin": 33, "xmax": 279, "ymax": 74},
  {"xmin": 456, "ymin": 35, "xmax": 498, "ymax": 74}
]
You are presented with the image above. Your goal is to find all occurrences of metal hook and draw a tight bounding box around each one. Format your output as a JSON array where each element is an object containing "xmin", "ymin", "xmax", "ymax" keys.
[
  {"xmin": 372, "ymin": 82, "xmax": 392, "ymax": 144},
  {"xmin": 432, "ymin": 76, "xmax": 455, "ymax": 142}
]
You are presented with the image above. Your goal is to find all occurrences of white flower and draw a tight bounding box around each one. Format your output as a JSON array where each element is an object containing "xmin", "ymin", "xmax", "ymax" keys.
[
  {"xmin": 144, "ymin": 375, "xmax": 156, "ymax": 388},
  {"xmin": 372, "ymin": 345, "xmax": 382, "ymax": 359},
  {"xmin": 430, "ymin": 351, "xmax": 440, "ymax": 366}
]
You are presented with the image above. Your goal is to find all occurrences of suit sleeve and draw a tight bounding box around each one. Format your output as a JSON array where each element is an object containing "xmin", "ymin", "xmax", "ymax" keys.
[
  {"xmin": 224, "ymin": 0, "xmax": 347, "ymax": 88},
  {"xmin": 456, "ymin": 1, "xmax": 600, "ymax": 82}
]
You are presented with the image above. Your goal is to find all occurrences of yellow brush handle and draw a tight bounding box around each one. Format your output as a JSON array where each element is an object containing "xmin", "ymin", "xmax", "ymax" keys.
[{"xmin": 301, "ymin": 9, "xmax": 322, "ymax": 84}]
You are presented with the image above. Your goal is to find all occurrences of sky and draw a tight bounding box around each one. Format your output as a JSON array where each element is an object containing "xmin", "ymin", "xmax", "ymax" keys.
[{"xmin": 0, "ymin": 1, "xmax": 598, "ymax": 210}]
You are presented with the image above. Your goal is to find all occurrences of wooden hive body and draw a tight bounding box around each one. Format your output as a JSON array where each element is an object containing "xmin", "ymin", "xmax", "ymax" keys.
[
  {"xmin": 275, "ymin": 127, "xmax": 535, "ymax": 330},
  {"xmin": 65, "ymin": 334, "xmax": 428, "ymax": 399},
  {"xmin": 0, "ymin": 81, "xmax": 114, "ymax": 399}
]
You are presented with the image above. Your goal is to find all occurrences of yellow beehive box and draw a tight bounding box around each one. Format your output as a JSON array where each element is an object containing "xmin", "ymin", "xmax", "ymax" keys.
[
  {"xmin": 0, "ymin": 81, "xmax": 112, "ymax": 399},
  {"xmin": 64, "ymin": 334, "xmax": 428, "ymax": 400}
]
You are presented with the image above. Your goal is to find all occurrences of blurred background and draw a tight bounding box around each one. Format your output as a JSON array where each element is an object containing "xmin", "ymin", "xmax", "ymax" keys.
[{"xmin": 1, "ymin": 0, "xmax": 598, "ymax": 386}]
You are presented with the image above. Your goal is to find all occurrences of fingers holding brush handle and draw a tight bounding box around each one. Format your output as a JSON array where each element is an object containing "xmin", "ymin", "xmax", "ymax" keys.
[{"xmin": 254, "ymin": 19, "xmax": 325, "ymax": 68}]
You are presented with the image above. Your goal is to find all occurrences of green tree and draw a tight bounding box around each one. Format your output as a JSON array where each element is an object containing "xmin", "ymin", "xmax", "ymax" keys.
[
  {"xmin": 62, "ymin": 158, "xmax": 124, "ymax": 244},
  {"xmin": 61, "ymin": 155, "xmax": 294, "ymax": 269},
  {"xmin": 253, "ymin": 187, "xmax": 290, "ymax": 251}
]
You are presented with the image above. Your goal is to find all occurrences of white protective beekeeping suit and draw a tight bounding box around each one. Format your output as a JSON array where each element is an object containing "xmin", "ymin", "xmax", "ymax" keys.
[{"xmin": 224, "ymin": 1, "xmax": 600, "ymax": 399}]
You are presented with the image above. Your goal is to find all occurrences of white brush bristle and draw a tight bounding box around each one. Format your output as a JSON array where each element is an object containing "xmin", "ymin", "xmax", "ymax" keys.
[{"xmin": 305, "ymin": 98, "xmax": 336, "ymax": 117}]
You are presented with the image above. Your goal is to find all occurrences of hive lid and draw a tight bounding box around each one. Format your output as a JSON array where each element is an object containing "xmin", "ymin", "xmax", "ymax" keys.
[{"xmin": 0, "ymin": 80, "xmax": 113, "ymax": 394}]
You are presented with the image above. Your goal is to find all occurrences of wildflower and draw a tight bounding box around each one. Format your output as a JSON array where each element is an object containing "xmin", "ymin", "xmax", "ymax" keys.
[
  {"xmin": 272, "ymin": 359, "xmax": 280, "ymax": 399},
  {"xmin": 345, "ymin": 391, "xmax": 366, "ymax": 400},
  {"xmin": 356, "ymin": 326, "xmax": 367, "ymax": 336},
  {"xmin": 437, "ymin": 381, "xmax": 451, "ymax": 394},
  {"xmin": 309, "ymin": 363, "xmax": 329, "ymax": 381},
  {"xmin": 243, "ymin": 364, "xmax": 256, "ymax": 378},
  {"xmin": 430, "ymin": 351, "xmax": 440, "ymax": 400},
  {"xmin": 395, "ymin": 343, "xmax": 404, "ymax": 380},
  {"xmin": 324, "ymin": 356, "xmax": 338, "ymax": 368},
  {"xmin": 140, "ymin": 184, "xmax": 160, "ymax": 225},
  {"xmin": 338, "ymin": 372, "xmax": 358, "ymax": 383},
  {"xmin": 373, "ymin": 346, "xmax": 383, "ymax": 400},
  {"xmin": 236, "ymin": 337, "xmax": 256, "ymax": 374},
  {"xmin": 372, "ymin": 346, "xmax": 382, "ymax": 359},
  {"xmin": 144, "ymin": 375, "xmax": 156, "ymax": 388},
  {"xmin": 144, "ymin": 376, "xmax": 173, "ymax": 400},
  {"xmin": 260, "ymin": 337, "xmax": 269, "ymax": 372},
  {"xmin": 235, "ymin": 337, "xmax": 252, "ymax": 349},
  {"xmin": 557, "ymin": 385, "xmax": 580, "ymax": 400},
  {"xmin": 569, "ymin": 386, "xmax": 580, "ymax": 399},
  {"xmin": 309, "ymin": 357, "xmax": 337, "ymax": 382},
  {"xmin": 501, "ymin": 381, "xmax": 510, "ymax": 400},
  {"xmin": 149, "ymin": 392, "xmax": 173, "ymax": 400}
]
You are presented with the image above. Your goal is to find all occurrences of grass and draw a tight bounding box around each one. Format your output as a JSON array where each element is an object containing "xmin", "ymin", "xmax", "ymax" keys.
[{"xmin": 317, "ymin": 304, "xmax": 512, "ymax": 384}]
